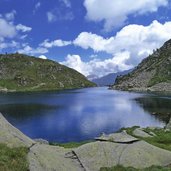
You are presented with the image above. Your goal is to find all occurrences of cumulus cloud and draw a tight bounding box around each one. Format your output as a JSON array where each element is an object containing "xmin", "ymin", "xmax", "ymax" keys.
[
  {"xmin": 18, "ymin": 45, "xmax": 48, "ymax": 55},
  {"xmin": 74, "ymin": 20, "xmax": 171, "ymax": 67},
  {"xmin": 39, "ymin": 55, "xmax": 47, "ymax": 59},
  {"xmin": 74, "ymin": 32, "xmax": 112, "ymax": 52},
  {"xmin": 0, "ymin": 40, "xmax": 19, "ymax": 49},
  {"xmin": 40, "ymin": 39, "xmax": 71, "ymax": 48},
  {"xmin": 0, "ymin": 12, "xmax": 32, "ymax": 50},
  {"xmin": 39, "ymin": 20, "xmax": 171, "ymax": 76},
  {"xmin": 0, "ymin": 18, "xmax": 16, "ymax": 39},
  {"xmin": 16, "ymin": 24, "xmax": 32, "ymax": 32},
  {"xmin": 62, "ymin": 54, "xmax": 91, "ymax": 76},
  {"xmin": 84, "ymin": 0, "xmax": 168, "ymax": 31},
  {"xmin": 61, "ymin": 53, "xmax": 133, "ymax": 77}
]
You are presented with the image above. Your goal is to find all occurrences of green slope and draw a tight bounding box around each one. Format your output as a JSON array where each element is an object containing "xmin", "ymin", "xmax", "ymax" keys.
[{"xmin": 0, "ymin": 53, "xmax": 96, "ymax": 92}]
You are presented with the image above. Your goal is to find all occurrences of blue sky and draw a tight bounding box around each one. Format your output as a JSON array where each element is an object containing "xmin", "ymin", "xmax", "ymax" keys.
[{"xmin": 0, "ymin": 0, "xmax": 171, "ymax": 77}]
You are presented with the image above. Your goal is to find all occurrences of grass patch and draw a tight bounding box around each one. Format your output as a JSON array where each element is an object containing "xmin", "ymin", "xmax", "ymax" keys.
[
  {"xmin": 100, "ymin": 165, "xmax": 171, "ymax": 171},
  {"xmin": 49, "ymin": 140, "xmax": 94, "ymax": 148},
  {"xmin": 121, "ymin": 127, "xmax": 171, "ymax": 152},
  {"xmin": 0, "ymin": 144, "xmax": 29, "ymax": 171},
  {"xmin": 142, "ymin": 128, "xmax": 171, "ymax": 151}
]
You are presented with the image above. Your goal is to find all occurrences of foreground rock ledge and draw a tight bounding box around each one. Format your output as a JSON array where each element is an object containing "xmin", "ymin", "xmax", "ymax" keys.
[{"xmin": 1, "ymin": 113, "xmax": 171, "ymax": 171}]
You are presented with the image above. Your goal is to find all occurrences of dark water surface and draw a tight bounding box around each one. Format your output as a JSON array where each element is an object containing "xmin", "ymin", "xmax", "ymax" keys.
[{"xmin": 0, "ymin": 87, "xmax": 171, "ymax": 143}]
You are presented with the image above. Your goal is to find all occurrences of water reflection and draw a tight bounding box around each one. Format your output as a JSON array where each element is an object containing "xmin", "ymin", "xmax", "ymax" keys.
[
  {"xmin": 134, "ymin": 96, "xmax": 171, "ymax": 123},
  {"xmin": 0, "ymin": 88, "xmax": 169, "ymax": 143},
  {"xmin": 0, "ymin": 104, "xmax": 60, "ymax": 122}
]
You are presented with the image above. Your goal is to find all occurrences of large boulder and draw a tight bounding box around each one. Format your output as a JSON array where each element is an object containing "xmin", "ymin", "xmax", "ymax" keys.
[
  {"xmin": 73, "ymin": 140, "xmax": 171, "ymax": 171},
  {"xmin": 0, "ymin": 113, "xmax": 34, "ymax": 147}
]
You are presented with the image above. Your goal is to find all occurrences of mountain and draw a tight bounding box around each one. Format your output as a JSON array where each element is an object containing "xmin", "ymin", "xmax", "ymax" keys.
[
  {"xmin": 91, "ymin": 69, "xmax": 133, "ymax": 86},
  {"xmin": 112, "ymin": 39, "xmax": 171, "ymax": 92},
  {"xmin": 0, "ymin": 53, "xmax": 96, "ymax": 92},
  {"xmin": 87, "ymin": 74, "xmax": 98, "ymax": 81}
]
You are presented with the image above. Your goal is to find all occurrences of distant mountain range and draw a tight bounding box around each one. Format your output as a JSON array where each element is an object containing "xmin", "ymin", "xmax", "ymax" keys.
[
  {"xmin": 112, "ymin": 39, "xmax": 171, "ymax": 92},
  {"xmin": 0, "ymin": 53, "xmax": 96, "ymax": 92},
  {"xmin": 89, "ymin": 69, "xmax": 133, "ymax": 86}
]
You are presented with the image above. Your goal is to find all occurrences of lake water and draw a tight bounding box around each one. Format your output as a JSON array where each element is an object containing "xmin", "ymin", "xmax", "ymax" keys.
[{"xmin": 0, "ymin": 87, "xmax": 171, "ymax": 143}]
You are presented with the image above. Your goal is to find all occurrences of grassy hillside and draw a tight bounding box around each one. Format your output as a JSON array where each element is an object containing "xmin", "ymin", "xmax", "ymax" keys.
[{"xmin": 0, "ymin": 53, "xmax": 96, "ymax": 92}]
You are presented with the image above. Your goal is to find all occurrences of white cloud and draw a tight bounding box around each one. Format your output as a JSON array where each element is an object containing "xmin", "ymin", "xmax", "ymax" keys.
[
  {"xmin": 47, "ymin": 12, "xmax": 56, "ymax": 23},
  {"xmin": 5, "ymin": 10, "xmax": 16, "ymax": 21},
  {"xmin": 40, "ymin": 39, "xmax": 71, "ymax": 48},
  {"xmin": 61, "ymin": 20, "xmax": 171, "ymax": 77},
  {"xmin": 62, "ymin": 54, "xmax": 91, "ymax": 76},
  {"xmin": 20, "ymin": 34, "xmax": 28, "ymax": 39},
  {"xmin": 18, "ymin": 45, "xmax": 48, "ymax": 55},
  {"xmin": 0, "ymin": 18, "xmax": 16, "ymax": 39},
  {"xmin": 74, "ymin": 20, "xmax": 171, "ymax": 67},
  {"xmin": 39, "ymin": 55, "xmax": 47, "ymax": 59},
  {"xmin": 0, "ymin": 40, "xmax": 19, "ymax": 49},
  {"xmin": 74, "ymin": 32, "xmax": 113, "ymax": 52},
  {"xmin": 0, "ymin": 12, "xmax": 32, "ymax": 51},
  {"xmin": 84, "ymin": 0, "xmax": 168, "ymax": 31},
  {"xmin": 16, "ymin": 24, "xmax": 32, "ymax": 32},
  {"xmin": 61, "ymin": 53, "xmax": 133, "ymax": 77}
]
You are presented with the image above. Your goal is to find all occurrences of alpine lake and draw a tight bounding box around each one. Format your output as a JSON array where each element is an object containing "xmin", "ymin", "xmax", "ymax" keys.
[{"xmin": 0, "ymin": 87, "xmax": 171, "ymax": 143}]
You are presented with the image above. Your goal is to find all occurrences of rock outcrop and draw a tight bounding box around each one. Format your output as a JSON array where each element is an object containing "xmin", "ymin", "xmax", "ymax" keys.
[
  {"xmin": 73, "ymin": 140, "xmax": 171, "ymax": 171},
  {"xmin": 112, "ymin": 39, "xmax": 171, "ymax": 92},
  {"xmin": 0, "ymin": 113, "xmax": 34, "ymax": 147},
  {"xmin": 28, "ymin": 144, "xmax": 84, "ymax": 171}
]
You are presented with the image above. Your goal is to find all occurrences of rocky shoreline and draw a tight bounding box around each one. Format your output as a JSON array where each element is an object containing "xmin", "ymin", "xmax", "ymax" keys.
[
  {"xmin": 111, "ymin": 82, "xmax": 171, "ymax": 93},
  {"xmin": 1, "ymin": 113, "xmax": 171, "ymax": 170}
]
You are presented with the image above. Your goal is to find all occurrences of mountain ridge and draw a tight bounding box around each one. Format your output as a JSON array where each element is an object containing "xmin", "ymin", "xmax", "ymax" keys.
[
  {"xmin": 91, "ymin": 69, "xmax": 133, "ymax": 86},
  {"xmin": 112, "ymin": 39, "xmax": 171, "ymax": 92}
]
